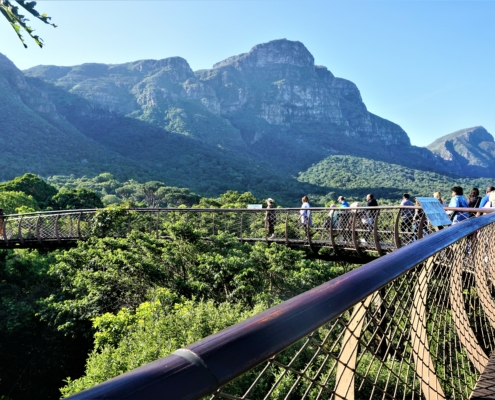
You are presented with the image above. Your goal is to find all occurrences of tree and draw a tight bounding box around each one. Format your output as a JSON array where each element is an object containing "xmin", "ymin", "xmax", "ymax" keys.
[
  {"xmin": 0, "ymin": 0, "xmax": 56, "ymax": 48},
  {"xmin": 0, "ymin": 173, "xmax": 57, "ymax": 208},
  {"xmin": 0, "ymin": 190, "xmax": 39, "ymax": 214},
  {"xmin": 51, "ymin": 188, "xmax": 104, "ymax": 210}
]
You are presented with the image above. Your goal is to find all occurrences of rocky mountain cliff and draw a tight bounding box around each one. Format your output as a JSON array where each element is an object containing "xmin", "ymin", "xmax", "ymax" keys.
[
  {"xmin": 3, "ymin": 39, "xmax": 495, "ymax": 202},
  {"xmin": 24, "ymin": 39, "xmax": 442, "ymax": 174}
]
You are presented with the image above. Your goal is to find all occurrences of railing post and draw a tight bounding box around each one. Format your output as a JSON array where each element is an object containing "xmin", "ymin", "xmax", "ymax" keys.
[
  {"xmin": 373, "ymin": 209, "xmax": 383, "ymax": 256},
  {"xmin": 394, "ymin": 209, "xmax": 402, "ymax": 249},
  {"xmin": 351, "ymin": 211, "xmax": 362, "ymax": 256},
  {"xmin": 36, "ymin": 216, "xmax": 41, "ymax": 243},
  {"xmin": 18, "ymin": 216, "xmax": 24, "ymax": 244},
  {"xmin": 77, "ymin": 212, "xmax": 82, "ymax": 239},
  {"xmin": 417, "ymin": 213, "xmax": 425, "ymax": 240},
  {"xmin": 239, "ymin": 213, "xmax": 243, "ymax": 243},
  {"xmin": 55, "ymin": 214, "xmax": 60, "ymax": 243},
  {"xmin": 285, "ymin": 211, "xmax": 289, "ymax": 245},
  {"xmin": 329, "ymin": 210, "xmax": 336, "ymax": 251},
  {"xmin": 1, "ymin": 217, "xmax": 7, "ymax": 243},
  {"xmin": 156, "ymin": 212, "xmax": 159, "ymax": 239}
]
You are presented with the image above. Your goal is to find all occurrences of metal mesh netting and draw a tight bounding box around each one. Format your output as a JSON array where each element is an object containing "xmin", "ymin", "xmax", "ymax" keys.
[
  {"xmin": 0, "ymin": 208, "xmax": 487, "ymax": 260},
  {"xmin": 205, "ymin": 223, "xmax": 495, "ymax": 399}
]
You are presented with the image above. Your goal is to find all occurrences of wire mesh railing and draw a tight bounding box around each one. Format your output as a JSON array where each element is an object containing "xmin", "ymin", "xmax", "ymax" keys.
[
  {"xmin": 0, "ymin": 207, "xmax": 493, "ymax": 254},
  {"xmin": 66, "ymin": 212, "xmax": 495, "ymax": 400}
]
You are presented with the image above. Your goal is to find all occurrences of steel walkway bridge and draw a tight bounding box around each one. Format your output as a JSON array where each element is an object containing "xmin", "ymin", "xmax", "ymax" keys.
[
  {"xmin": 0, "ymin": 206, "xmax": 486, "ymax": 258},
  {"xmin": 64, "ymin": 210, "xmax": 495, "ymax": 400}
]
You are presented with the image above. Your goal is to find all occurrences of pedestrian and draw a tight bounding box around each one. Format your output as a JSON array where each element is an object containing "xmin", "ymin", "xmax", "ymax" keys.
[
  {"xmin": 265, "ymin": 198, "xmax": 276, "ymax": 239},
  {"xmin": 448, "ymin": 186, "xmax": 469, "ymax": 224},
  {"xmin": 479, "ymin": 186, "xmax": 495, "ymax": 208},
  {"xmin": 468, "ymin": 188, "xmax": 482, "ymax": 208},
  {"xmin": 433, "ymin": 192, "xmax": 447, "ymax": 207},
  {"xmin": 299, "ymin": 196, "xmax": 312, "ymax": 226},
  {"xmin": 338, "ymin": 196, "xmax": 349, "ymax": 208}
]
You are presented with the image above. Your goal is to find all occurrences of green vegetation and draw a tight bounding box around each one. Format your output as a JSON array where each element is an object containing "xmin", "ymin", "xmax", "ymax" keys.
[
  {"xmin": 0, "ymin": 171, "xmax": 490, "ymax": 398},
  {"xmin": 299, "ymin": 155, "xmax": 493, "ymax": 205},
  {"xmin": 0, "ymin": 182, "xmax": 345, "ymax": 398}
]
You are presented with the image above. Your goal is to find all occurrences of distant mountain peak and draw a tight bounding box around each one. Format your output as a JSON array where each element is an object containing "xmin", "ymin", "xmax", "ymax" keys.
[
  {"xmin": 213, "ymin": 39, "xmax": 314, "ymax": 70},
  {"xmin": 427, "ymin": 126, "xmax": 495, "ymax": 171},
  {"xmin": 428, "ymin": 126, "xmax": 492, "ymax": 149}
]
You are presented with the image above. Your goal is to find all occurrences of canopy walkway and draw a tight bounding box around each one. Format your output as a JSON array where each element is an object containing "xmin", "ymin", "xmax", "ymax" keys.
[
  {"xmin": 0, "ymin": 206, "xmax": 488, "ymax": 259},
  {"xmin": 66, "ymin": 211, "xmax": 495, "ymax": 400}
]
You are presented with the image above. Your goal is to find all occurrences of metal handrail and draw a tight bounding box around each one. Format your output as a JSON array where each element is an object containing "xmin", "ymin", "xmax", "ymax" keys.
[{"xmin": 66, "ymin": 212, "xmax": 495, "ymax": 399}]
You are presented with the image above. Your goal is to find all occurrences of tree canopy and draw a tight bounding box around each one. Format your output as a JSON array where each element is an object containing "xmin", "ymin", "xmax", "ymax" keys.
[{"xmin": 0, "ymin": 0, "xmax": 56, "ymax": 48}]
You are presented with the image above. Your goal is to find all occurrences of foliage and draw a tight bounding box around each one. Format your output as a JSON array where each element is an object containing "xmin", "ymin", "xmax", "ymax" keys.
[
  {"xmin": 0, "ymin": 173, "xmax": 57, "ymax": 208},
  {"xmin": 0, "ymin": 249, "xmax": 90, "ymax": 399},
  {"xmin": 198, "ymin": 190, "xmax": 261, "ymax": 208},
  {"xmin": 0, "ymin": 0, "xmax": 56, "ymax": 48},
  {"xmin": 60, "ymin": 293, "xmax": 267, "ymax": 397},
  {"xmin": 51, "ymin": 188, "xmax": 103, "ymax": 210},
  {"xmin": 299, "ymin": 155, "xmax": 494, "ymax": 205},
  {"xmin": 37, "ymin": 231, "xmax": 168, "ymax": 336},
  {"xmin": 0, "ymin": 190, "xmax": 39, "ymax": 214}
]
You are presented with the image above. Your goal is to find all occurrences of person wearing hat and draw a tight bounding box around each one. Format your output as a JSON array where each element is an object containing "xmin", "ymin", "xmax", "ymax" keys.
[{"xmin": 265, "ymin": 198, "xmax": 276, "ymax": 239}]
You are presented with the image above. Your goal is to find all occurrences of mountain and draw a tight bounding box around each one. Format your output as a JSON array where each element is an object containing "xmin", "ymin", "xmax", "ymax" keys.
[
  {"xmin": 0, "ymin": 52, "xmax": 148, "ymax": 181},
  {"xmin": 23, "ymin": 39, "xmax": 443, "ymax": 174},
  {"xmin": 427, "ymin": 126, "xmax": 495, "ymax": 177},
  {"xmin": 1, "ymin": 39, "xmax": 494, "ymax": 204}
]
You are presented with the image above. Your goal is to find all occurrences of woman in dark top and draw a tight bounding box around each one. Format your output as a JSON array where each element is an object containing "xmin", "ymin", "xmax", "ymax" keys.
[{"xmin": 468, "ymin": 188, "xmax": 482, "ymax": 209}]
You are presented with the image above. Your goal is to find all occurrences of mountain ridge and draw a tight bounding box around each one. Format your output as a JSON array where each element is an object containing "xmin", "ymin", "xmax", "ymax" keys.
[{"xmin": 2, "ymin": 39, "xmax": 494, "ymax": 204}]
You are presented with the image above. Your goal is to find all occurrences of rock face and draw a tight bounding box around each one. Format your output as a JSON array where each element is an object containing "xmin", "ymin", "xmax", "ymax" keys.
[
  {"xmin": 427, "ymin": 126, "xmax": 495, "ymax": 176},
  {"xmin": 196, "ymin": 39, "xmax": 410, "ymax": 147},
  {"xmin": 24, "ymin": 39, "xmax": 416, "ymax": 171},
  {"xmin": 12, "ymin": 39, "xmax": 495, "ymax": 182}
]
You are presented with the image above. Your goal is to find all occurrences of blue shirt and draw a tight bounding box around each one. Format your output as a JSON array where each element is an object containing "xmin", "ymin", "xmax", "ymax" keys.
[
  {"xmin": 448, "ymin": 195, "xmax": 469, "ymax": 223},
  {"xmin": 340, "ymin": 201, "xmax": 349, "ymax": 208},
  {"xmin": 480, "ymin": 195, "xmax": 490, "ymax": 208}
]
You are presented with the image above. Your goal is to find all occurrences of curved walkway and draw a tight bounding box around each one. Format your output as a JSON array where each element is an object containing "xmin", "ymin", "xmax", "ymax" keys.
[{"xmin": 0, "ymin": 207, "xmax": 489, "ymax": 256}]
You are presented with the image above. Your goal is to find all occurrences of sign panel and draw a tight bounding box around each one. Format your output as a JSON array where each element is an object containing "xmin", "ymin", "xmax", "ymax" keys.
[
  {"xmin": 247, "ymin": 204, "xmax": 263, "ymax": 209},
  {"xmin": 415, "ymin": 197, "xmax": 452, "ymax": 227}
]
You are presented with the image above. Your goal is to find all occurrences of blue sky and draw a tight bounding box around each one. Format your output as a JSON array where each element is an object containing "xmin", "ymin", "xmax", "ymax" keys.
[{"xmin": 1, "ymin": 0, "xmax": 493, "ymax": 147}]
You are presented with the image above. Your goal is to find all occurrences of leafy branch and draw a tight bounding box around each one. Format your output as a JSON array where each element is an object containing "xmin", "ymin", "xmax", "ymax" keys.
[{"xmin": 0, "ymin": 0, "xmax": 56, "ymax": 48}]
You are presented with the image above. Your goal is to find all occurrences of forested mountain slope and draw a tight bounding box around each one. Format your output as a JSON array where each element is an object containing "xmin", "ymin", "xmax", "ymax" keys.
[
  {"xmin": 298, "ymin": 155, "xmax": 493, "ymax": 203},
  {"xmin": 2, "ymin": 39, "xmax": 495, "ymax": 204}
]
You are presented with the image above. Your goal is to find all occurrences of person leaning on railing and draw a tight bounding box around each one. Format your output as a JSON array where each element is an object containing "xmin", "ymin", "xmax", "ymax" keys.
[{"xmin": 447, "ymin": 186, "xmax": 469, "ymax": 224}]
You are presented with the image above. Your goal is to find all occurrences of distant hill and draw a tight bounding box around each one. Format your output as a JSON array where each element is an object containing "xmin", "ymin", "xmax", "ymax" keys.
[
  {"xmin": 427, "ymin": 126, "xmax": 495, "ymax": 177},
  {"xmin": 298, "ymin": 155, "xmax": 493, "ymax": 204},
  {"xmin": 1, "ymin": 39, "xmax": 494, "ymax": 204}
]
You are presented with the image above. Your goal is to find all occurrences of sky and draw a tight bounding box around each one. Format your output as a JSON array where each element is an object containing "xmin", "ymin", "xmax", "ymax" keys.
[{"xmin": 1, "ymin": 0, "xmax": 494, "ymax": 147}]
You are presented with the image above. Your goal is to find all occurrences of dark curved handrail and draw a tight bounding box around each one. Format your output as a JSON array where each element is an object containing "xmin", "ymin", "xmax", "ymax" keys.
[{"xmin": 66, "ymin": 212, "xmax": 495, "ymax": 400}]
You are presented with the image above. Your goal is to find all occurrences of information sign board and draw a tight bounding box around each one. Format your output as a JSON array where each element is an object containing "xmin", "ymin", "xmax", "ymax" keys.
[
  {"xmin": 247, "ymin": 204, "xmax": 263, "ymax": 209},
  {"xmin": 415, "ymin": 197, "xmax": 452, "ymax": 227}
]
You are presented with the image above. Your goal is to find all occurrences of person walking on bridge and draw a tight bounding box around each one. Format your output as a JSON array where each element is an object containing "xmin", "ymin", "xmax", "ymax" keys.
[{"xmin": 265, "ymin": 198, "xmax": 276, "ymax": 239}]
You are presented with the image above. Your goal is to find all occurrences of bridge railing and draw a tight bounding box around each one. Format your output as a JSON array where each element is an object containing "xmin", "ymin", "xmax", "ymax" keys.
[
  {"xmin": 2, "ymin": 207, "xmax": 493, "ymax": 255},
  {"xmin": 67, "ymin": 212, "xmax": 495, "ymax": 399}
]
